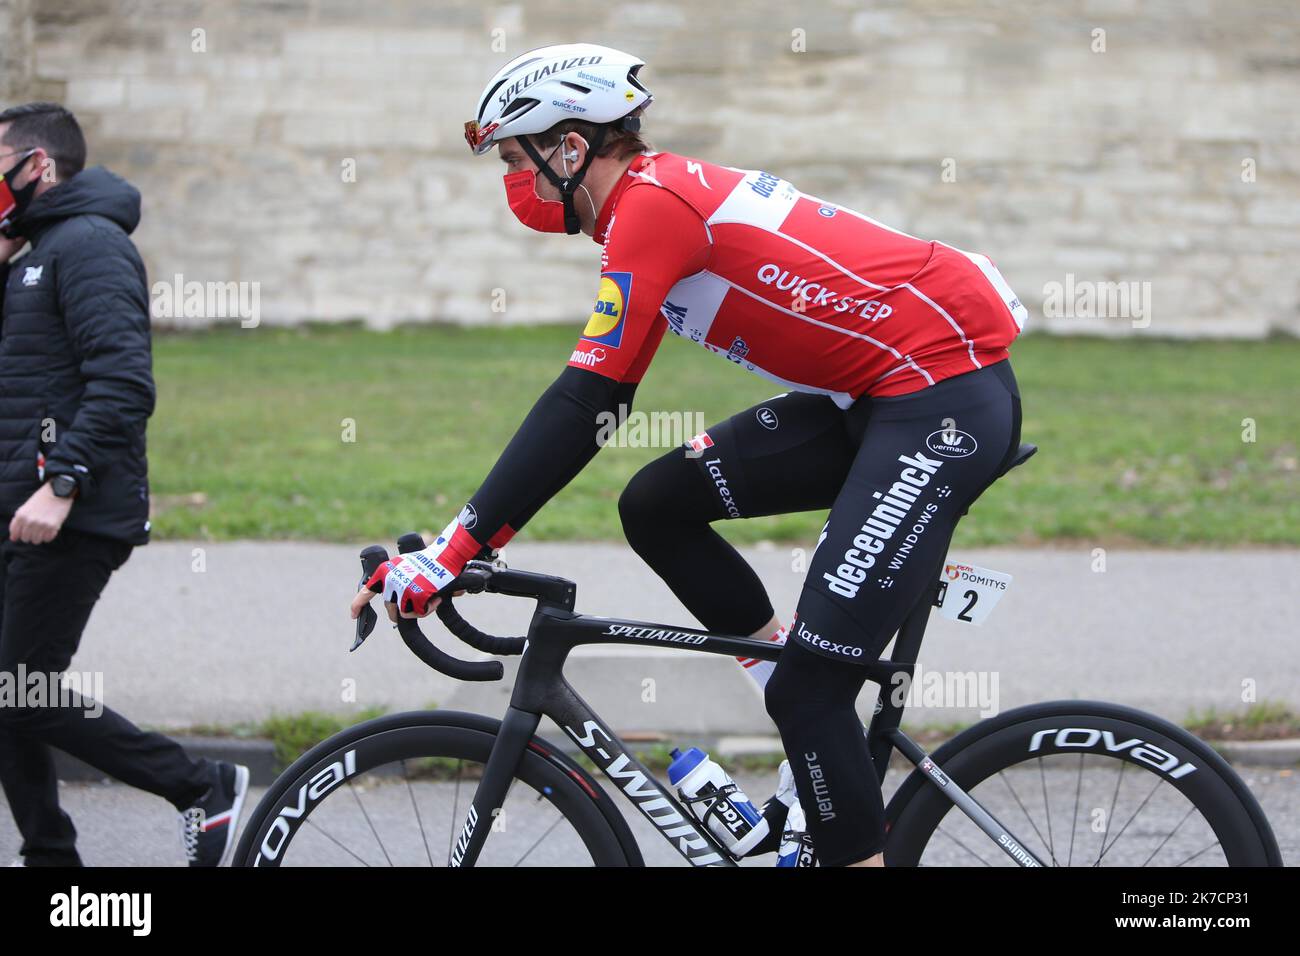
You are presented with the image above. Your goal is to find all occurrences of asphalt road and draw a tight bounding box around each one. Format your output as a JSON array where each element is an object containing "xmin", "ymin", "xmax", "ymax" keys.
[
  {"xmin": 64, "ymin": 541, "xmax": 1300, "ymax": 736},
  {"xmin": 4, "ymin": 762, "xmax": 1294, "ymax": 867}
]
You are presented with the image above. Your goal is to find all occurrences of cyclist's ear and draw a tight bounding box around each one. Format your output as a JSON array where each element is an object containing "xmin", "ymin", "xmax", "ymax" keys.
[{"xmin": 564, "ymin": 132, "xmax": 590, "ymax": 168}]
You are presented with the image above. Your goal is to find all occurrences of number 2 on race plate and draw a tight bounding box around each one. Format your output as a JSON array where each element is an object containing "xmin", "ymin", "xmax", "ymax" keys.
[{"xmin": 933, "ymin": 562, "xmax": 1013, "ymax": 627}]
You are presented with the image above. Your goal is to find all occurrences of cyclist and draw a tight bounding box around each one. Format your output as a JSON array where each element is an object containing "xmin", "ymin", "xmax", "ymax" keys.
[{"xmin": 351, "ymin": 43, "xmax": 1026, "ymax": 868}]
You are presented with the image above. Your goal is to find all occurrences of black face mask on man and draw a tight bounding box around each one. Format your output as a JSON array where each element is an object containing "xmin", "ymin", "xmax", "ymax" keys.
[{"xmin": 0, "ymin": 149, "xmax": 41, "ymax": 239}]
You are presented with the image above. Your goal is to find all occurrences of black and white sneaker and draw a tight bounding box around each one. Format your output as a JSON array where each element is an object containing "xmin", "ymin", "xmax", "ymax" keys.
[{"xmin": 179, "ymin": 762, "xmax": 249, "ymax": 867}]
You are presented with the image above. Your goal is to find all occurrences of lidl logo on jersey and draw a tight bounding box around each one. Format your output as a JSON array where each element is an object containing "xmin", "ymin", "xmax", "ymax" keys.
[{"xmin": 582, "ymin": 271, "xmax": 632, "ymax": 348}]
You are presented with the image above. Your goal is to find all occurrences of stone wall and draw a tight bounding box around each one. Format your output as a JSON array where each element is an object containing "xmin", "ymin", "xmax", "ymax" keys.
[
  {"xmin": 0, "ymin": 0, "xmax": 32, "ymax": 101},
  {"xmin": 1, "ymin": 0, "xmax": 1297, "ymax": 335}
]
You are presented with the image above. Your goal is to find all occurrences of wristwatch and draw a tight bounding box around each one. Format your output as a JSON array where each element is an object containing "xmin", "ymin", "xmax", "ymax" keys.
[{"xmin": 50, "ymin": 474, "xmax": 79, "ymax": 499}]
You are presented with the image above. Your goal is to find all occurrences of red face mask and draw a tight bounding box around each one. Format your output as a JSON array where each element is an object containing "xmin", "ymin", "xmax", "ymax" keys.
[
  {"xmin": 503, "ymin": 168, "xmax": 568, "ymax": 233},
  {"xmin": 0, "ymin": 150, "xmax": 38, "ymax": 236},
  {"xmin": 0, "ymin": 177, "xmax": 14, "ymax": 223}
]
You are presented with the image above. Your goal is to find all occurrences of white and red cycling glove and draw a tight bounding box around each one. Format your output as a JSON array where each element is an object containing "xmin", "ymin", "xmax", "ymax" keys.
[{"xmin": 365, "ymin": 514, "xmax": 482, "ymax": 616}]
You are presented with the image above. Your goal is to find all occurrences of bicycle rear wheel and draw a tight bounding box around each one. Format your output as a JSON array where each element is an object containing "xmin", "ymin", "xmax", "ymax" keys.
[
  {"xmin": 883, "ymin": 701, "xmax": 1282, "ymax": 867},
  {"xmin": 232, "ymin": 711, "xmax": 639, "ymax": 867}
]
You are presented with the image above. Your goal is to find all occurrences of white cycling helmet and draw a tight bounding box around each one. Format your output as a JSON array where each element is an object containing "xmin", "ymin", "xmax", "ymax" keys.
[{"xmin": 464, "ymin": 43, "xmax": 652, "ymax": 155}]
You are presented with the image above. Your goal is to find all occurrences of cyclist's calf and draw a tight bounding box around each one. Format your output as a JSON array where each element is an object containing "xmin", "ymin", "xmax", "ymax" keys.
[{"xmin": 764, "ymin": 637, "xmax": 887, "ymax": 866}]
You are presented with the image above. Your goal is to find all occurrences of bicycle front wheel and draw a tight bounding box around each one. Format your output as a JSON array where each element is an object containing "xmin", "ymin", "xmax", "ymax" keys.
[
  {"xmin": 883, "ymin": 700, "xmax": 1282, "ymax": 867},
  {"xmin": 232, "ymin": 711, "xmax": 639, "ymax": 867}
]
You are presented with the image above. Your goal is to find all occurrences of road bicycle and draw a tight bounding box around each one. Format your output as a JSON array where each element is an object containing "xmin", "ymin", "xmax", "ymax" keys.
[{"xmin": 233, "ymin": 443, "xmax": 1282, "ymax": 867}]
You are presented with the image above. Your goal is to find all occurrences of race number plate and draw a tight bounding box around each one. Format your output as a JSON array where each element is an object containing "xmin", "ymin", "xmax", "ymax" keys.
[{"xmin": 933, "ymin": 562, "xmax": 1012, "ymax": 626}]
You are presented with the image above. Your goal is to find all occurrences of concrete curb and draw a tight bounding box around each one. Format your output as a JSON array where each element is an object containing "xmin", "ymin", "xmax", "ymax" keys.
[
  {"xmin": 1210, "ymin": 738, "xmax": 1300, "ymax": 768},
  {"xmin": 49, "ymin": 733, "xmax": 1300, "ymax": 786}
]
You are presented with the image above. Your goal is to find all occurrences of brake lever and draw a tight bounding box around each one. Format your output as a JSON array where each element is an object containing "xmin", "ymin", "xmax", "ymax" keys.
[
  {"xmin": 353, "ymin": 535, "xmax": 469, "ymax": 653},
  {"xmin": 351, "ymin": 545, "xmax": 389, "ymax": 651}
]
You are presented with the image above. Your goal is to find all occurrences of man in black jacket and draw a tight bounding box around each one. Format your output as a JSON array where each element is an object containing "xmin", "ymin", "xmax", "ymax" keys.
[{"xmin": 0, "ymin": 103, "xmax": 247, "ymax": 866}]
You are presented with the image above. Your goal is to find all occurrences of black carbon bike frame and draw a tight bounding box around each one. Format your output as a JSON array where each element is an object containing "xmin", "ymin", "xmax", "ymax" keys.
[{"xmin": 442, "ymin": 541, "xmax": 1041, "ymax": 868}]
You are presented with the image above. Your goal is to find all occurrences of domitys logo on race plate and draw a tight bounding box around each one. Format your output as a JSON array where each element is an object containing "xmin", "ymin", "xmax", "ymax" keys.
[
  {"xmin": 944, "ymin": 563, "xmax": 972, "ymax": 580},
  {"xmin": 925, "ymin": 428, "xmax": 977, "ymax": 459}
]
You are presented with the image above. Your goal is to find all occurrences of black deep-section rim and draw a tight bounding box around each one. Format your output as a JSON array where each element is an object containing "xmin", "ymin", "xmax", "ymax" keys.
[
  {"xmin": 233, "ymin": 712, "xmax": 635, "ymax": 867},
  {"xmin": 883, "ymin": 700, "xmax": 1281, "ymax": 867}
]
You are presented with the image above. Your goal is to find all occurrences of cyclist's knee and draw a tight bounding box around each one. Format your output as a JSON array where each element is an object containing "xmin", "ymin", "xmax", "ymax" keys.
[
  {"xmin": 618, "ymin": 451, "xmax": 706, "ymax": 544},
  {"xmin": 617, "ymin": 461, "xmax": 668, "ymax": 542},
  {"xmin": 765, "ymin": 637, "xmax": 861, "ymax": 728},
  {"xmin": 763, "ymin": 652, "xmax": 796, "ymax": 726}
]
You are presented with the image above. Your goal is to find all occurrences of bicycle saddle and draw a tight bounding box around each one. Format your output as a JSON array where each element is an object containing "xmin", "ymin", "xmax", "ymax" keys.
[{"xmin": 999, "ymin": 442, "xmax": 1037, "ymax": 477}]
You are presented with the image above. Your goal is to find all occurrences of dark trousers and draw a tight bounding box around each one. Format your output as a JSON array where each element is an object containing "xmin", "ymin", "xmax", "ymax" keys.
[{"xmin": 0, "ymin": 525, "xmax": 210, "ymax": 866}]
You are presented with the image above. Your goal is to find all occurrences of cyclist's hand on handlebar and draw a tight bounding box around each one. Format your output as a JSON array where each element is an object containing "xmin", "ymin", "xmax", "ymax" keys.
[
  {"xmin": 349, "ymin": 584, "xmax": 441, "ymax": 624},
  {"xmin": 352, "ymin": 516, "xmax": 482, "ymax": 621},
  {"xmin": 360, "ymin": 551, "xmax": 453, "ymax": 619}
]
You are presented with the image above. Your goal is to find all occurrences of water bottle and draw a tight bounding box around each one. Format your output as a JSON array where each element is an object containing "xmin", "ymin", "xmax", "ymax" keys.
[
  {"xmin": 776, "ymin": 797, "xmax": 817, "ymax": 867},
  {"xmin": 667, "ymin": 747, "xmax": 769, "ymax": 859},
  {"xmin": 774, "ymin": 760, "xmax": 816, "ymax": 867}
]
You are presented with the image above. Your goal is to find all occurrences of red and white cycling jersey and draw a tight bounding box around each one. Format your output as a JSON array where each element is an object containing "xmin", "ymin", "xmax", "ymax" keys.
[{"xmin": 568, "ymin": 151, "xmax": 1027, "ymax": 403}]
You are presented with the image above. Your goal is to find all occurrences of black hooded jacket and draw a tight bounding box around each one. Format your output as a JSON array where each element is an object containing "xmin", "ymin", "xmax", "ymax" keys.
[{"xmin": 0, "ymin": 166, "xmax": 155, "ymax": 544}]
